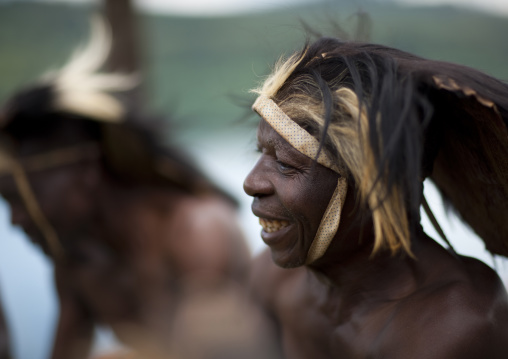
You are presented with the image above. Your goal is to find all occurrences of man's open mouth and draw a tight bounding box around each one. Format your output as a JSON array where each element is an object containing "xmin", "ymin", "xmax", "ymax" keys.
[{"xmin": 259, "ymin": 218, "xmax": 290, "ymax": 233}]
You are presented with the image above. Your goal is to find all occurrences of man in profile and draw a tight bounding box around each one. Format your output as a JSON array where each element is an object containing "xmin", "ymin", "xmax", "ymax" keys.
[
  {"xmin": 244, "ymin": 36, "xmax": 508, "ymax": 358},
  {"xmin": 0, "ymin": 19, "xmax": 277, "ymax": 359}
]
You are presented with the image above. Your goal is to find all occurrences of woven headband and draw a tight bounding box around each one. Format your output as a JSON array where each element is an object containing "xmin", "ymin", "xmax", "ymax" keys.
[{"xmin": 252, "ymin": 96, "xmax": 347, "ymax": 263}]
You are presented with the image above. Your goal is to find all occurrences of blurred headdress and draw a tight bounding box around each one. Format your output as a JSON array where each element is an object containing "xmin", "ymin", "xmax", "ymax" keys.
[{"xmin": 0, "ymin": 16, "xmax": 232, "ymax": 259}]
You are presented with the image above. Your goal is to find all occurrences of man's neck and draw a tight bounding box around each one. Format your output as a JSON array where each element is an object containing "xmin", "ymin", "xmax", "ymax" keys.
[{"xmin": 305, "ymin": 230, "xmax": 437, "ymax": 312}]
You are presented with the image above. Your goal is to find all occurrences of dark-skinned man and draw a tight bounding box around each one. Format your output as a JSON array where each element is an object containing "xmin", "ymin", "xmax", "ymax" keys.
[{"xmin": 245, "ymin": 37, "xmax": 508, "ymax": 359}]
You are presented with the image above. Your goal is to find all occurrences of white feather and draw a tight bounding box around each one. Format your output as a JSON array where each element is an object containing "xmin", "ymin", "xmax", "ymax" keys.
[{"xmin": 40, "ymin": 15, "xmax": 139, "ymax": 122}]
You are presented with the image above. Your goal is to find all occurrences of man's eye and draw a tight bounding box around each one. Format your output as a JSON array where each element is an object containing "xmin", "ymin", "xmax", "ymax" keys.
[{"xmin": 276, "ymin": 160, "xmax": 295, "ymax": 174}]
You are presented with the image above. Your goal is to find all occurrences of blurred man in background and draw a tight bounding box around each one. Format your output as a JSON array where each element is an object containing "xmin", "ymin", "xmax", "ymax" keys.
[{"xmin": 0, "ymin": 19, "xmax": 279, "ymax": 359}]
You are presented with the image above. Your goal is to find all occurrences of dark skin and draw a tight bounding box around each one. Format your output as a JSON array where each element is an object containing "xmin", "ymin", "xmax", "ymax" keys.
[
  {"xmin": 0, "ymin": 295, "xmax": 10, "ymax": 359},
  {"xmin": 0, "ymin": 132, "xmax": 275, "ymax": 359},
  {"xmin": 244, "ymin": 119, "xmax": 508, "ymax": 359}
]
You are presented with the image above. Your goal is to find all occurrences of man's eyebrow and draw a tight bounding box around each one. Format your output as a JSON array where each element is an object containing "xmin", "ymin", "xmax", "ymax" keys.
[
  {"xmin": 259, "ymin": 137, "xmax": 285, "ymax": 152},
  {"xmin": 256, "ymin": 124, "xmax": 287, "ymax": 152},
  {"xmin": 271, "ymin": 138, "xmax": 286, "ymax": 152},
  {"xmin": 257, "ymin": 135, "xmax": 274, "ymax": 148}
]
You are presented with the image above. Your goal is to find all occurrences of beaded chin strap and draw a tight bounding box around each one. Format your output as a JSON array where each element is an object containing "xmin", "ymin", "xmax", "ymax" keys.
[{"xmin": 253, "ymin": 96, "xmax": 348, "ymax": 264}]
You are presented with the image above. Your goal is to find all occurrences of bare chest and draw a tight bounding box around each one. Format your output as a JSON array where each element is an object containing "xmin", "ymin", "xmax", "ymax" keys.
[{"xmin": 272, "ymin": 275, "xmax": 395, "ymax": 359}]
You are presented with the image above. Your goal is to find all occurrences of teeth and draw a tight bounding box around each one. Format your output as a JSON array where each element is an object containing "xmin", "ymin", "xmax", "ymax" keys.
[{"xmin": 259, "ymin": 218, "xmax": 290, "ymax": 233}]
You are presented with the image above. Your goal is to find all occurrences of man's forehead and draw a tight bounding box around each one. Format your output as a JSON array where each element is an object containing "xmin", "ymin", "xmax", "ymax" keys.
[
  {"xmin": 256, "ymin": 117, "xmax": 340, "ymax": 172},
  {"xmin": 256, "ymin": 119, "xmax": 318, "ymax": 165},
  {"xmin": 256, "ymin": 119, "xmax": 291, "ymax": 151}
]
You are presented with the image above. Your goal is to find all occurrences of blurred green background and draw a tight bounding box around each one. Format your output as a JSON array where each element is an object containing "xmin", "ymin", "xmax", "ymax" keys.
[{"xmin": 1, "ymin": 0, "xmax": 508, "ymax": 137}]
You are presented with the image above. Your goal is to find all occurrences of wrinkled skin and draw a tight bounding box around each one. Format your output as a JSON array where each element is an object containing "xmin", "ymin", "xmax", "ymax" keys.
[
  {"xmin": 246, "ymin": 119, "xmax": 339, "ymax": 268},
  {"xmin": 0, "ymin": 134, "xmax": 280, "ymax": 359},
  {"xmin": 244, "ymin": 119, "xmax": 508, "ymax": 359}
]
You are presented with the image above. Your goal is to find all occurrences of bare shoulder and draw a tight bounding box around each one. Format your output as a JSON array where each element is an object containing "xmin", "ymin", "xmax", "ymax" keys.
[
  {"xmin": 171, "ymin": 194, "xmax": 239, "ymax": 233},
  {"xmin": 141, "ymin": 190, "xmax": 244, "ymax": 248},
  {"xmin": 385, "ymin": 256, "xmax": 508, "ymax": 358},
  {"xmin": 161, "ymin": 194, "xmax": 250, "ymax": 281},
  {"xmin": 433, "ymin": 256, "xmax": 508, "ymax": 320}
]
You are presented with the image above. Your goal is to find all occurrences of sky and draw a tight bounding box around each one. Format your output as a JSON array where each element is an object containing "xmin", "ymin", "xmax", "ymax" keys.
[{"xmin": 35, "ymin": 0, "xmax": 508, "ymax": 17}]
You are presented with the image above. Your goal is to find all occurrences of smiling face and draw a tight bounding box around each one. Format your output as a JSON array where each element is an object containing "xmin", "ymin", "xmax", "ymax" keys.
[{"xmin": 244, "ymin": 119, "xmax": 339, "ymax": 268}]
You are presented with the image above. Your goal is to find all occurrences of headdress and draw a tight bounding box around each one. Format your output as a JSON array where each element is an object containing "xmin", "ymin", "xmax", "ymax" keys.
[
  {"xmin": 252, "ymin": 37, "xmax": 508, "ymax": 262},
  {"xmin": 0, "ymin": 17, "xmax": 233, "ymax": 260}
]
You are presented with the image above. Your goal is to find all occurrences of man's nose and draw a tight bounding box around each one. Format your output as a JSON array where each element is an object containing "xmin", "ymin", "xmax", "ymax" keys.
[{"xmin": 243, "ymin": 158, "xmax": 272, "ymax": 197}]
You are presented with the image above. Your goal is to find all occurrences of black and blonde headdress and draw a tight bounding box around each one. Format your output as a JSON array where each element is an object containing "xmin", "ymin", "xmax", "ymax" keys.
[{"xmin": 252, "ymin": 37, "xmax": 508, "ymax": 262}]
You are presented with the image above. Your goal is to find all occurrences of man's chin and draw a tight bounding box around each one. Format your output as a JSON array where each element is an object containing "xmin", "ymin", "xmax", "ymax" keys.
[{"xmin": 270, "ymin": 249, "xmax": 306, "ymax": 269}]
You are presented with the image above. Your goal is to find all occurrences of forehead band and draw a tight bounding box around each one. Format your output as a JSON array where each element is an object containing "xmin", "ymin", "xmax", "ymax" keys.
[
  {"xmin": 252, "ymin": 95, "xmax": 348, "ymax": 264},
  {"xmin": 252, "ymin": 95, "xmax": 342, "ymax": 174}
]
